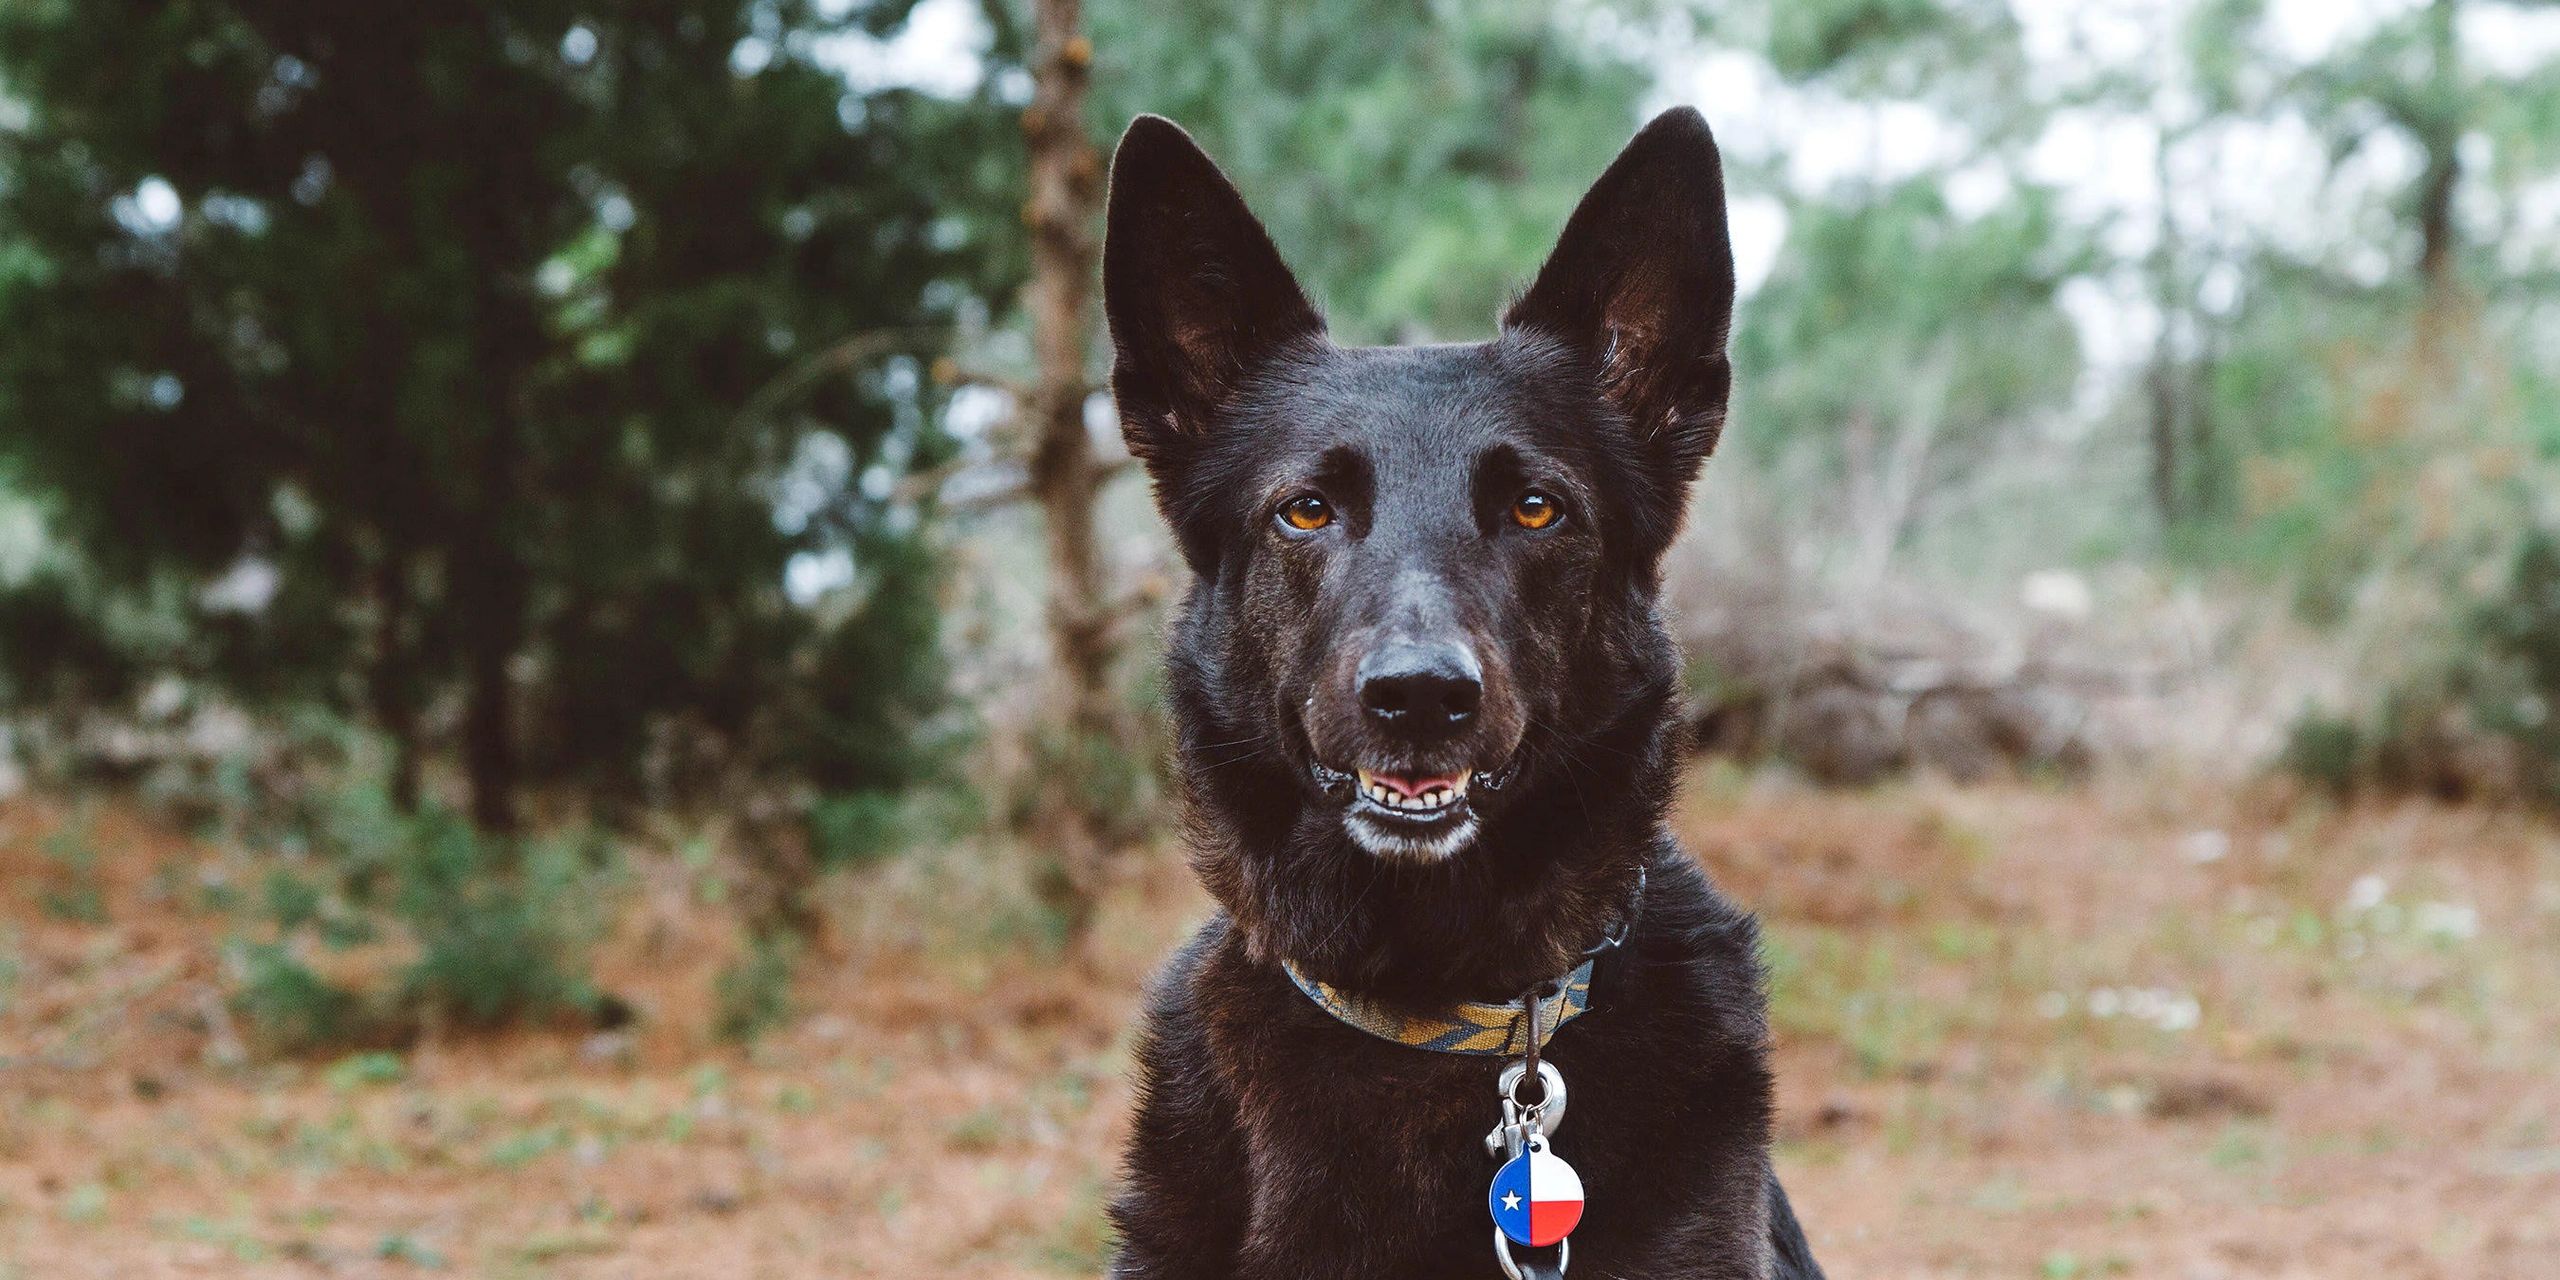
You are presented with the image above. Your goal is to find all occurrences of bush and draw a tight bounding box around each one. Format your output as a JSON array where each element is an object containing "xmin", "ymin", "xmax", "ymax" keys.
[
  {"xmin": 2284, "ymin": 526, "xmax": 2560, "ymax": 804},
  {"xmin": 226, "ymin": 938, "xmax": 366, "ymax": 1053},
  {"xmin": 388, "ymin": 810, "xmax": 610, "ymax": 1030},
  {"xmin": 807, "ymin": 789, "xmax": 903, "ymax": 870},
  {"xmin": 713, "ymin": 930, "xmax": 800, "ymax": 1042},
  {"xmin": 2473, "ymin": 526, "xmax": 2560, "ymax": 792},
  {"xmin": 225, "ymin": 781, "xmax": 617, "ymax": 1054}
]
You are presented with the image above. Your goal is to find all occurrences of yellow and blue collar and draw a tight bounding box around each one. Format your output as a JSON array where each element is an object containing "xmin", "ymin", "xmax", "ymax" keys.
[
  {"xmin": 1282, "ymin": 867, "xmax": 1644, "ymax": 1056},
  {"xmin": 1282, "ymin": 957, "xmax": 1597, "ymax": 1056}
]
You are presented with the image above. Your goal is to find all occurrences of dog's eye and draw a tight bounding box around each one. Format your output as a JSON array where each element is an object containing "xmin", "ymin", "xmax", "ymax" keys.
[
  {"xmin": 1279, "ymin": 495, "xmax": 1334, "ymax": 532},
  {"xmin": 1512, "ymin": 491, "xmax": 1563, "ymax": 531}
]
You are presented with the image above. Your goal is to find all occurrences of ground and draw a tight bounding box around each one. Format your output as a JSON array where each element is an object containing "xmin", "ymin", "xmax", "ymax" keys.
[{"xmin": 2, "ymin": 767, "xmax": 2555, "ymax": 1278}]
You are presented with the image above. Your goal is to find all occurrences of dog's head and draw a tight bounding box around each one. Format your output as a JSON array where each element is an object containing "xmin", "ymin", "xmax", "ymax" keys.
[{"xmin": 1106, "ymin": 108, "xmax": 1735, "ymax": 868}]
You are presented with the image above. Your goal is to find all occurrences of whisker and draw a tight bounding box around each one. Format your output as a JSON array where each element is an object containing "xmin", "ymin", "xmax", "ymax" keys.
[{"xmin": 1186, "ymin": 729, "xmax": 1274, "ymax": 755}]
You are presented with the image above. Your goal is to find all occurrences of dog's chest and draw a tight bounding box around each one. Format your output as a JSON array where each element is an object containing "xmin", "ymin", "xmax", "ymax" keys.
[{"xmin": 1208, "ymin": 973, "xmax": 1723, "ymax": 1276}]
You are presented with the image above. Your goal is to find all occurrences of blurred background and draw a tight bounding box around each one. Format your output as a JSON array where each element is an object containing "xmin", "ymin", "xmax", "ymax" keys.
[{"xmin": 1, "ymin": 0, "xmax": 2556, "ymax": 1275}]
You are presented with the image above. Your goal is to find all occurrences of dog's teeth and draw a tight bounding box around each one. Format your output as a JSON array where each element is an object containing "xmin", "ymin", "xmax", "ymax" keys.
[{"xmin": 1349, "ymin": 771, "xmax": 1477, "ymax": 814}]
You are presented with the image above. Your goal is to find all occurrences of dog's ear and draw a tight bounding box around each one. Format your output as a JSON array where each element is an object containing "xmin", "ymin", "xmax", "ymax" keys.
[
  {"xmin": 1103, "ymin": 115, "xmax": 1323, "ymax": 479},
  {"xmin": 1504, "ymin": 107, "xmax": 1736, "ymax": 485}
]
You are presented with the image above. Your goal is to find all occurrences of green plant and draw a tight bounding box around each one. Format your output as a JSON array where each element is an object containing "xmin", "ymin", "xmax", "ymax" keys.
[
  {"xmin": 2473, "ymin": 525, "xmax": 2560, "ymax": 801},
  {"xmin": 224, "ymin": 939, "xmax": 366, "ymax": 1055},
  {"xmin": 38, "ymin": 809, "xmax": 106, "ymax": 924},
  {"xmin": 713, "ymin": 930, "xmax": 801, "ymax": 1043},
  {"xmin": 0, "ymin": 931, "xmax": 21, "ymax": 1018},
  {"xmin": 2280, "ymin": 713, "xmax": 2363, "ymax": 794},
  {"xmin": 224, "ymin": 779, "xmax": 617, "ymax": 1053},
  {"xmin": 388, "ymin": 812, "xmax": 606, "ymax": 1030},
  {"xmin": 324, "ymin": 1052, "xmax": 407, "ymax": 1091},
  {"xmin": 807, "ymin": 790, "xmax": 903, "ymax": 870},
  {"xmin": 2284, "ymin": 523, "xmax": 2560, "ymax": 804}
]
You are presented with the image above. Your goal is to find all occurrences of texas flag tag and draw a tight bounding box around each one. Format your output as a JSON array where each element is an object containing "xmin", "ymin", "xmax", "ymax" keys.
[{"xmin": 1487, "ymin": 1144, "xmax": 1584, "ymax": 1247}]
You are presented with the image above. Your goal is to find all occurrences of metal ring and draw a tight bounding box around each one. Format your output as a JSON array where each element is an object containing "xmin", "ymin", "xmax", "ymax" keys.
[
  {"xmin": 1497, "ymin": 1060, "xmax": 1567, "ymax": 1135},
  {"xmin": 1493, "ymin": 1227, "xmax": 1569, "ymax": 1280}
]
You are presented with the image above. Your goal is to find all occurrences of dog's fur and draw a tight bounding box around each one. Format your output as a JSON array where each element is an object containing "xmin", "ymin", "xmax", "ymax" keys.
[{"xmin": 1102, "ymin": 108, "xmax": 1823, "ymax": 1280}]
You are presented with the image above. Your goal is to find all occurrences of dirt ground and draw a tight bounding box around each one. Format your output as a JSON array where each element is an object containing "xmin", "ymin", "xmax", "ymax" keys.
[{"xmin": 3, "ymin": 767, "xmax": 2555, "ymax": 1278}]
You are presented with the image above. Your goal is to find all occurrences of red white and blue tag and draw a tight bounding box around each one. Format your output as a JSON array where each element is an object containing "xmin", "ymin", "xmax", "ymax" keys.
[{"xmin": 1488, "ymin": 1146, "xmax": 1584, "ymax": 1247}]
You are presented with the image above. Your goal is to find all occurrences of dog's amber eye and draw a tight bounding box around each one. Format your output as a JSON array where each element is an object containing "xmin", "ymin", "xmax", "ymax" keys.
[
  {"xmin": 1512, "ymin": 491, "xmax": 1562, "ymax": 530},
  {"xmin": 1280, "ymin": 495, "xmax": 1333, "ymax": 532}
]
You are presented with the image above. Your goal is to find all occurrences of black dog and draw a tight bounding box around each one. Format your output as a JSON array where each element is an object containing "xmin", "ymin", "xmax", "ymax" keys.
[{"xmin": 1101, "ymin": 108, "xmax": 1823, "ymax": 1280}]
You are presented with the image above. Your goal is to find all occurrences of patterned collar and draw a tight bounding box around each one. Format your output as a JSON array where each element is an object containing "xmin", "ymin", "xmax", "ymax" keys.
[
  {"xmin": 1283, "ymin": 957, "xmax": 1597, "ymax": 1056},
  {"xmin": 1280, "ymin": 867, "xmax": 1645, "ymax": 1056}
]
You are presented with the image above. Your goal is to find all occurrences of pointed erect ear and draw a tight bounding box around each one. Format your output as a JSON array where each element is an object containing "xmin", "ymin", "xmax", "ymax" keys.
[
  {"xmin": 1504, "ymin": 108, "xmax": 1736, "ymax": 480},
  {"xmin": 1103, "ymin": 115, "xmax": 1323, "ymax": 476}
]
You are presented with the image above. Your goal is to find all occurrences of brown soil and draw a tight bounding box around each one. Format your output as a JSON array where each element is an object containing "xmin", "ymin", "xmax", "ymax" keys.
[{"xmin": 2, "ymin": 769, "xmax": 2554, "ymax": 1277}]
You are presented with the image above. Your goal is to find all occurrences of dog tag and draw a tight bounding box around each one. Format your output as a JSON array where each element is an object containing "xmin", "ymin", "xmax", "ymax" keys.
[{"xmin": 1487, "ymin": 1141, "xmax": 1583, "ymax": 1247}]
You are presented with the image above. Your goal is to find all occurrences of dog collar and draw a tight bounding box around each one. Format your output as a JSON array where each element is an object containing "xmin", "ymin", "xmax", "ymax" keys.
[
  {"xmin": 1280, "ymin": 867, "xmax": 1645, "ymax": 1056},
  {"xmin": 1283, "ymin": 957, "xmax": 1596, "ymax": 1055}
]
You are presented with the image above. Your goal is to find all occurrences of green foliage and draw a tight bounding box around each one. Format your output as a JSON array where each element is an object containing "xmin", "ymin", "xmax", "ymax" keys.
[
  {"xmin": 0, "ymin": 0, "xmax": 2552, "ymax": 865},
  {"xmin": 1085, "ymin": 0, "xmax": 1656, "ymax": 342},
  {"xmin": 324, "ymin": 1051, "xmax": 408, "ymax": 1091},
  {"xmin": 2284, "ymin": 523, "xmax": 2560, "ymax": 805},
  {"xmin": 224, "ymin": 779, "xmax": 617, "ymax": 1054},
  {"xmin": 714, "ymin": 929, "xmax": 801, "ymax": 1042},
  {"xmin": 2441, "ymin": 523, "xmax": 2560, "ymax": 802},
  {"xmin": 1735, "ymin": 179, "xmax": 2083, "ymax": 476},
  {"xmin": 0, "ymin": 0, "xmax": 1013, "ymax": 818},
  {"xmin": 390, "ymin": 812, "xmax": 611, "ymax": 1029},
  {"xmin": 0, "ymin": 572, "xmax": 134, "ymax": 710},
  {"xmin": 807, "ymin": 789, "xmax": 904, "ymax": 870},
  {"xmin": 2278, "ymin": 712, "xmax": 2362, "ymax": 795},
  {"xmin": 1760, "ymin": 0, "xmax": 2027, "ymax": 109},
  {"xmin": 225, "ymin": 938, "xmax": 367, "ymax": 1055},
  {"xmin": 37, "ymin": 807, "xmax": 105, "ymax": 924}
]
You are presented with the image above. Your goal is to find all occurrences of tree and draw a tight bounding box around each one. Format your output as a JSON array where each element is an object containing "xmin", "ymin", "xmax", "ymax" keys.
[
  {"xmin": 1084, "ymin": 0, "xmax": 1667, "ymax": 343},
  {"xmin": 1715, "ymin": 0, "xmax": 2089, "ymax": 583},
  {"xmin": 0, "ymin": 2, "xmax": 1017, "ymax": 826},
  {"xmin": 2168, "ymin": 0, "xmax": 2560, "ymax": 583},
  {"xmin": 1013, "ymin": 0, "xmax": 1169, "ymax": 938}
]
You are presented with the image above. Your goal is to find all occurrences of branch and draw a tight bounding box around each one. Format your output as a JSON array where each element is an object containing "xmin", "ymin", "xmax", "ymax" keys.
[
  {"xmin": 932, "ymin": 454, "xmax": 1138, "ymax": 513},
  {"xmin": 729, "ymin": 326, "xmax": 951, "ymax": 435}
]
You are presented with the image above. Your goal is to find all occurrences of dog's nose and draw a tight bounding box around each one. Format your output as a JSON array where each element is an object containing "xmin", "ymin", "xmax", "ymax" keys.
[{"xmin": 1357, "ymin": 641, "xmax": 1482, "ymax": 739}]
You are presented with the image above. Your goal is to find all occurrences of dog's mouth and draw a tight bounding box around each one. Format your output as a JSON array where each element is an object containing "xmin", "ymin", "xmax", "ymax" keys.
[
  {"xmin": 1356, "ymin": 766, "xmax": 1471, "ymax": 815},
  {"xmin": 1309, "ymin": 759, "xmax": 1516, "ymax": 859}
]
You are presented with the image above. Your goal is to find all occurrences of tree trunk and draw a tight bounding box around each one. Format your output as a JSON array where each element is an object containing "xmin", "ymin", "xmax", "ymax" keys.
[
  {"xmin": 367, "ymin": 551, "xmax": 424, "ymax": 813},
  {"xmin": 460, "ymin": 580, "xmax": 521, "ymax": 836},
  {"xmin": 459, "ymin": 282, "xmax": 529, "ymax": 838},
  {"xmin": 456, "ymin": 512, "xmax": 524, "ymax": 836},
  {"xmin": 2146, "ymin": 117, "xmax": 2186, "ymax": 529},
  {"xmin": 2414, "ymin": 0, "xmax": 2461, "ymax": 296},
  {"xmin": 1022, "ymin": 0, "xmax": 1116, "ymax": 937}
]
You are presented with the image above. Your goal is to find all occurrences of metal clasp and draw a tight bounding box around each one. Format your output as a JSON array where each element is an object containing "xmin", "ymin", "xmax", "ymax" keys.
[{"xmin": 1482, "ymin": 1060, "xmax": 1566, "ymax": 1159}]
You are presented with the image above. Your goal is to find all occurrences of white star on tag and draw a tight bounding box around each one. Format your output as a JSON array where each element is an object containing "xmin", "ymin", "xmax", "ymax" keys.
[{"xmin": 1501, "ymin": 1192, "xmax": 1523, "ymax": 1211}]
